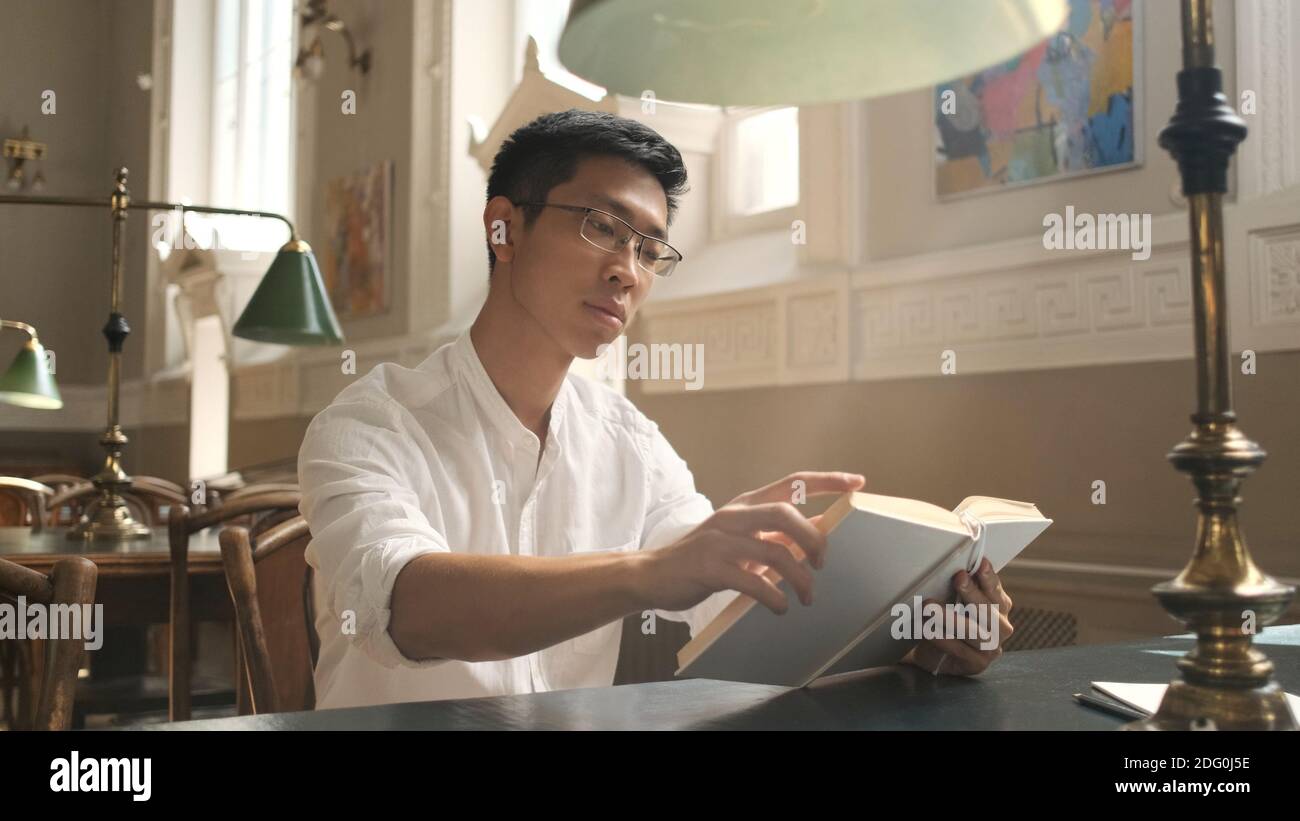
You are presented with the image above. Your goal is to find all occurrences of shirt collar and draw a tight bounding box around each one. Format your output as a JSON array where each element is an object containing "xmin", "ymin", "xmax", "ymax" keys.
[{"xmin": 450, "ymin": 329, "xmax": 569, "ymax": 453}]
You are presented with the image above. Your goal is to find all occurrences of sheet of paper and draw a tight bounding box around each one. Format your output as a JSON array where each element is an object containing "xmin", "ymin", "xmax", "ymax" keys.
[{"xmin": 1092, "ymin": 681, "xmax": 1300, "ymax": 716}]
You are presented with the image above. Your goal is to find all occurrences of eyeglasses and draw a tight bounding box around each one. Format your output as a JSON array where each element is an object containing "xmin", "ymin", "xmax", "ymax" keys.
[{"xmin": 515, "ymin": 202, "xmax": 683, "ymax": 278}]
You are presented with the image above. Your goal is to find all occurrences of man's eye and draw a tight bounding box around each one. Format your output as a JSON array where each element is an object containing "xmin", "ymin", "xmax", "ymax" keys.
[{"xmin": 593, "ymin": 221, "xmax": 616, "ymax": 236}]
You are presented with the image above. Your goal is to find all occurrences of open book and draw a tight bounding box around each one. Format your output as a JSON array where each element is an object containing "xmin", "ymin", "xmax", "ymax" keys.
[
  {"xmin": 1092, "ymin": 682, "xmax": 1300, "ymax": 717},
  {"xmin": 675, "ymin": 492, "xmax": 1053, "ymax": 687}
]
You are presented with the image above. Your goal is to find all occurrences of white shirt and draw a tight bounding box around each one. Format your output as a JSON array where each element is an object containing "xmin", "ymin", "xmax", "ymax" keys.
[{"xmin": 299, "ymin": 329, "xmax": 736, "ymax": 710}]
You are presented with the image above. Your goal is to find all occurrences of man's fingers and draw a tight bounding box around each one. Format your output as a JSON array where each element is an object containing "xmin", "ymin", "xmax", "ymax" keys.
[
  {"xmin": 973, "ymin": 558, "xmax": 1014, "ymax": 615},
  {"xmin": 717, "ymin": 563, "xmax": 789, "ymax": 615},
  {"xmin": 955, "ymin": 568, "xmax": 1014, "ymax": 643},
  {"xmin": 720, "ymin": 533, "xmax": 815, "ymax": 606},
  {"xmin": 713, "ymin": 503, "xmax": 829, "ymax": 569},
  {"xmin": 733, "ymin": 471, "xmax": 865, "ymax": 507},
  {"xmin": 917, "ymin": 636, "xmax": 997, "ymax": 675},
  {"xmin": 759, "ymin": 514, "xmax": 824, "ymax": 558},
  {"xmin": 946, "ymin": 576, "xmax": 1013, "ymax": 654}
]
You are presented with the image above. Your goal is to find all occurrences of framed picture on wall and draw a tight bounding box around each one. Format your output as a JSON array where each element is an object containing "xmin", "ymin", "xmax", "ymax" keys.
[
  {"xmin": 933, "ymin": 0, "xmax": 1143, "ymax": 200},
  {"xmin": 322, "ymin": 159, "xmax": 393, "ymax": 318}
]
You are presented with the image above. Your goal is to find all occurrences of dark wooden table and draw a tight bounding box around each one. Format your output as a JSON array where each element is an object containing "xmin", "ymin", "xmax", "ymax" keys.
[
  {"xmin": 131, "ymin": 625, "xmax": 1300, "ymax": 730},
  {"xmin": 0, "ymin": 526, "xmax": 229, "ymax": 626}
]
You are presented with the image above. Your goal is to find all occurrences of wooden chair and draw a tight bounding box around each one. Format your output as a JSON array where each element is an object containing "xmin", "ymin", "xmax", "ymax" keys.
[
  {"xmin": 168, "ymin": 490, "xmax": 302, "ymax": 721},
  {"xmin": 0, "ymin": 477, "xmax": 54, "ymax": 532},
  {"xmin": 129, "ymin": 476, "xmax": 189, "ymax": 524},
  {"xmin": 36, "ymin": 474, "xmax": 188, "ymax": 525},
  {"xmin": 222, "ymin": 483, "xmax": 300, "ymax": 504},
  {"xmin": 0, "ymin": 556, "xmax": 97, "ymax": 730},
  {"xmin": 203, "ymin": 483, "xmax": 301, "ymax": 531},
  {"xmin": 133, "ymin": 475, "xmax": 188, "ymax": 497},
  {"xmin": 219, "ymin": 515, "xmax": 317, "ymax": 715},
  {"xmin": 36, "ymin": 477, "xmax": 92, "ymax": 527},
  {"xmin": 30, "ymin": 473, "xmax": 90, "ymax": 494}
]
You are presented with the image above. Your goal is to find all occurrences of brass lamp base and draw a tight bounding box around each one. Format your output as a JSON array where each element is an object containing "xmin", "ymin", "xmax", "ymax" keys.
[
  {"xmin": 1123, "ymin": 571, "xmax": 1297, "ymax": 731},
  {"xmin": 67, "ymin": 492, "xmax": 152, "ymax": 541},
  {"xmin": 1125, "ymin": 682, "xmax": 1297, "ymax": 731}
]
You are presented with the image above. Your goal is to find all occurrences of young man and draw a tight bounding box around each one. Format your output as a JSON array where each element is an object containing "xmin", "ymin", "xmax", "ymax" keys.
[{"xmin": 299, "ymin": 109, "xmax": 1014, "ymax": 710}]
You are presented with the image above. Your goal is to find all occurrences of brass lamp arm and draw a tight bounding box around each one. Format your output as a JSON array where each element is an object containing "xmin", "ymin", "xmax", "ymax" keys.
[
  {"xmin": 0, "ymin": 319, "xmax": 40, "ymax": 341},
  {"xmin": 0, "ymin": 193, "xmax": 298, "ymax": 242}
]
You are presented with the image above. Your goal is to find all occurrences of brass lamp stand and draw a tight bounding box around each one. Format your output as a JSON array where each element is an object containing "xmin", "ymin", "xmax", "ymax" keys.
[
  {"xmin": 1125, "ymin": 0, "xmax": 1296, "ymax": 730},
  {"xmin": 0, "ymin": 167, "xmax": 323, "ymax": 542}
]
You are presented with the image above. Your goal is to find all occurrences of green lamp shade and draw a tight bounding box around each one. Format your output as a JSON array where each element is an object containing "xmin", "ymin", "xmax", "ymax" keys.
[
  {"xmin": 559, "ymin": 0, "xmax": 1069, "ymax": 106},
  {"xmin": 0, "ymin": 340, "xmax": 63, "ymax": 410},
  {"xmin": 231, "ymin": 240, "xmax": 345, "ymax": 346}
]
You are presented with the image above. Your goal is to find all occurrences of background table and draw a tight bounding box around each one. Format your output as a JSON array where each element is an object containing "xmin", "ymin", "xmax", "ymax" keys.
[
  {"xmin": 133, "ymin": 625, "xmax": 1300, "ymax": 730},
  {"xmin": 1, "ymin": 526, "xmax": 227, "ymax": 626},
  {"xmin": 2, "ymin": 525, "xmax": 232, "ymax": 727}
]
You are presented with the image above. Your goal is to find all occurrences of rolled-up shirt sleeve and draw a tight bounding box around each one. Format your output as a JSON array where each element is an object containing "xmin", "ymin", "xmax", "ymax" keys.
[
  {"xmin": 299, "ymin": 395, "xmax": 452, "ymax": 670},
  {"xmin": 638, "ymin": 421, "xmax": 739, "ymax": 640}
]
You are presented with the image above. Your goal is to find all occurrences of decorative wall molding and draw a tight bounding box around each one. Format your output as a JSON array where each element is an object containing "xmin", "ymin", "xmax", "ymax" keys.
[
  {"xmin": 1227, "ymin": 183, "xmax": 1300, "ymax": 353},
  {"xmin": 229, "ymin": 327, "xmax": 458, "ymax": 421},
  {"xmin": 468, "ymin": 37, "xmax": 619, "ymax": 175},
  {"xmin": 1236, "ymin": 0, "xmax": 1299, "ymax": 199},
  {"xmin": 409, "ymin": 0, "xmax": 454, "ymax": 334},
  {"xmin": 637, "ymin": 193, "xmax": 1300, "ymax": 392},
  {"xmin": 637, "ymin": 277, "xmax": 849, "ymax": 393}
]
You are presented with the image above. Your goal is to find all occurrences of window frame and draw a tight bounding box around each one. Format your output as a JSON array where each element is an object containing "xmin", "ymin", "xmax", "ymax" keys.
[{"xmin": 711, "ymin": 105, "xmax": 801, "ymax": 242}]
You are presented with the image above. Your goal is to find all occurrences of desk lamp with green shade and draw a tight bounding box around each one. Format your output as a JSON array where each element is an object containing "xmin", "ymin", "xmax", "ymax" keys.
[
  {"xmin": 0, "ymin": 166, "xmax": 344, "ymax": 540},
  {"xmin": 0, "ymin": 319, "xmax": 63, "ymax": 409},
  {"xmin": 558, "ymin": 0, "xmax": 1296, "ymax": 731}
]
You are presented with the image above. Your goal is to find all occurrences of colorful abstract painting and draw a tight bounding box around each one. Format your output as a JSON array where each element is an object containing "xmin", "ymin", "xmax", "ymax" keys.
[
  {"xmin": 934, "ymin": 0, "xmax": 1139, "ymax": 198},
  {"xmin": 322, "ymin": 160, "xmax": 392, "ymax": 318}
]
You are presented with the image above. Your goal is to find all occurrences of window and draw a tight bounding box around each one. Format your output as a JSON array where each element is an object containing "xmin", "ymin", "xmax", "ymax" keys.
[
  {"xmin": 729, "ymin": 107, "xmax": 799, "ymax": 215},
  {"xmin": 198, "ymin": 0, "xmax": 296, "ymax": 253},
  {"xmin": 156, "ymin": 0, "xmax": 297, "ymax": 375},
  {"xmin": 715, "ymin": 106, "xmax": 800, "ymax": 239}
]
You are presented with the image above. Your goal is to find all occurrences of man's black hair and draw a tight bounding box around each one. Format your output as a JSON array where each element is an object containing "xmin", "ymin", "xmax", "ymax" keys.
[{"xmin": 484, "ymin": 108, "xmax": 689, "ymax": 274}]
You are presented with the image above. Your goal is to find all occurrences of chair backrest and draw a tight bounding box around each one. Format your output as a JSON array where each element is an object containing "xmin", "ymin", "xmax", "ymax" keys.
[
  {"xmin": 38, "ymin": 478, "xmax": 93, "ymax": 526},
  {"xmin": 30, "ymin": 473, "xmax": 87, "ymax": 494},
  {"xmin": 167, "ymin": 490, "xmax": 302, "ymax": 721},
  {"xmin": 219, "ymin": 516, "xmax": 316, "ymax": 715},
  {"xmin": 125, "ymin": 479, "xmax": 188, "ymax": 524},
  {"xmin": 0, "ymin": 477, "xmax": 54, "ymax": 532},
  {"xmin": 0, "ymin": 556, "xmax": 97, "ymax": 730},
  {"xmin": 46, "ymin": 480, "xmax": 182, "ymax": 528},
  {"xmin": 222, "ymin": 483, "xmax": 300, "ymax": 505},
  {"xmin": 132, "ymin": 475, "xmax": 188, "ymax": 497}
]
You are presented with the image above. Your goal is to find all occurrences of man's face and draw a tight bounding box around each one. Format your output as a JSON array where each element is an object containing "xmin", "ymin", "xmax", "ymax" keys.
[{"xmin": 490, "ymin": 155, "xmax": 671, "ymax": 359}]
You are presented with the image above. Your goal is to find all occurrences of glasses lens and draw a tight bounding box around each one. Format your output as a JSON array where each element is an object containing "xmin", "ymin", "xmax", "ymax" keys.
[
  {"xmin": 580, "ymin": 210, "xmax": 629, "ymax": 252},
  {"xmin": 579, "ymin": 208, "xmax": 679, "ymax": 277},
  {"xmin": 639, "ymin": 239, "xmax": 680, "ymax": 277}
]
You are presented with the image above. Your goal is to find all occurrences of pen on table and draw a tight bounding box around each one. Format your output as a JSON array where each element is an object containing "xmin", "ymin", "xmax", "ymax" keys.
[{"xmin": 1072, "ymin": 692, "xmax": 1148, "ymax": 721}]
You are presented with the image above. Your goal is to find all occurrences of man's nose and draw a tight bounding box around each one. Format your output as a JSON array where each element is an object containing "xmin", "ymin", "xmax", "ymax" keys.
[{"xmin": 605, "ymin": 238, "xmax": 642, "ymax": 286}]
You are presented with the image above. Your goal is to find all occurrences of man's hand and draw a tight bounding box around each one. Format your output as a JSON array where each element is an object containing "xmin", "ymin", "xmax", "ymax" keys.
[
  {"xmin": 634, "ymin": 471, "xmax": 865, "ymax": 615},
  {"xmin": 901, "ymin": 558, "xmax": 1015, "ymax": 676}
]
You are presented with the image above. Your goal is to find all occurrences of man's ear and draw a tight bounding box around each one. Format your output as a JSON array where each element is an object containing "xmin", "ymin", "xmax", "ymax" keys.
[{"xmin": 484, "ymin": 196, "xmax": 516, "ymax": 265}]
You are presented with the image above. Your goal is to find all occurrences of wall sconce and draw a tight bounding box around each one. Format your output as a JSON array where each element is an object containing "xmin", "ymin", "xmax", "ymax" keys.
[
  {"xmin": 294, "ymin": 0, "xmax": 372, "ymax": 81},
  {"xmin": 3, "ymin": 126, "xmax": 47, "ymax": 193}
]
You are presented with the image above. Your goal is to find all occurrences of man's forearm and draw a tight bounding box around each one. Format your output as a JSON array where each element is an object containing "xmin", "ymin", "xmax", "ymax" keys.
[{"xmin": 387, "ymin": 550, "xmax": 654, "ymax": 663}]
